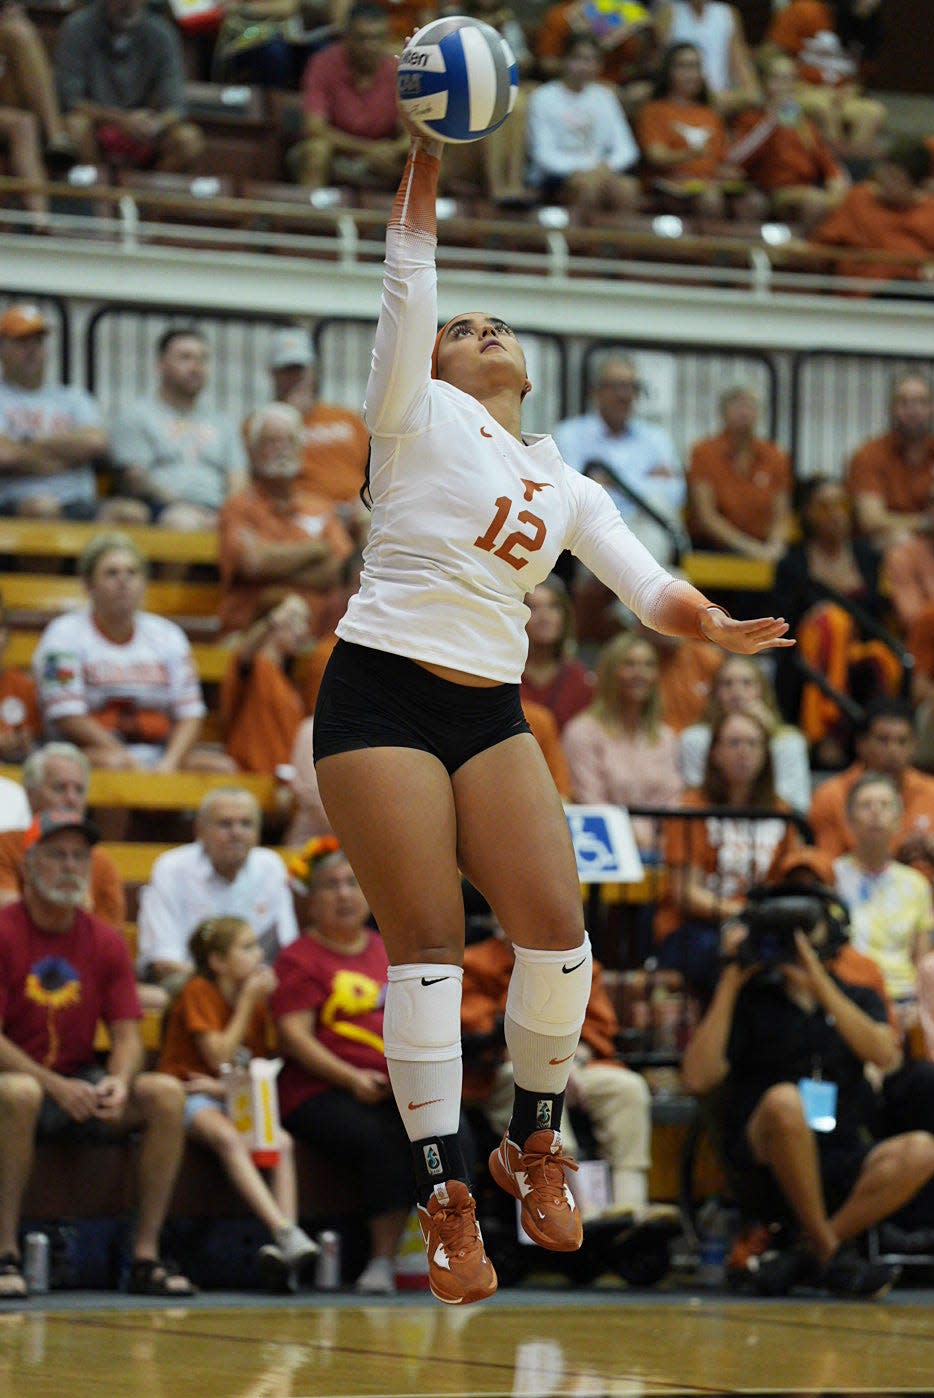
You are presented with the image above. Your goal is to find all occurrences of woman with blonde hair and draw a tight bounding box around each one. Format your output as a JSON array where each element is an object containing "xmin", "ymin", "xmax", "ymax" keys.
[
  {"xmin": 562, "ymin": 631, "xmax": 682, "ymax": 852},
  {"xmin": 520, "ymin": 575, "xmax": 594, "ymax": 732},
  {"xmin": 679, "ymin": 654, "xmax": 811, "ymax": 810}
]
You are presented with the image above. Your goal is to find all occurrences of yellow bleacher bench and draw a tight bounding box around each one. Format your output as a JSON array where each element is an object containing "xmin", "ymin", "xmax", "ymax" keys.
[
  {"xmin": 0, "ymin": 766, "xmax": 277, "ymax": 813},
  {"xmin": 682, "ymin": 553, "xmax": 774, "ymax": 591},
  {"xmin": 5, "ymin": 630, "xmax": 232, "ymax": 682},
  {"xmin": 0, "ymin": 522, "xmax": 217, "ymax": 567},
  {"xmin": 0, "ymin": 574, "xmax": 219, "ymax": 620},
  {"xmin": 102, "ymin": 842, "xmax": 289, "ymax": 884}
]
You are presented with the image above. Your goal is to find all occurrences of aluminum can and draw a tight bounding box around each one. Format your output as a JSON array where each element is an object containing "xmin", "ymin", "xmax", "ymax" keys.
[
  {"xmin": 314, "ymin": 1230, "xmax": 341, "ymax": 1290},
  {"xmin": 23, "ymin": 1232, "xmax": 50, "ymax": 1294}
]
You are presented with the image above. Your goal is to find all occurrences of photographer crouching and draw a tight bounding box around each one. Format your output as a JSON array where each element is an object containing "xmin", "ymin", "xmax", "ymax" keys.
[{"xmin": 681, "ymin": 873, "xmax": 934, "ymax": 1298}]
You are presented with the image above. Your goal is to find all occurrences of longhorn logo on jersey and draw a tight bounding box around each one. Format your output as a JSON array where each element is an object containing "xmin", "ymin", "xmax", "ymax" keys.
[{"xmin": 520, "ymin": 479, "xmax": 553, "ymax": 502}]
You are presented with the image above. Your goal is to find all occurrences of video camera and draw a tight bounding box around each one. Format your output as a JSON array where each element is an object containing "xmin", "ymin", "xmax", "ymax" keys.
[{"xmin": 734, "ymin": 881, "xmax": 850, "ymax": 968}]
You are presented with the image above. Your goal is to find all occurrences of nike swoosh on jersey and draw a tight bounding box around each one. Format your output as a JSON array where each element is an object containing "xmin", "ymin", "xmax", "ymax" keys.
[
  {"xmin": 408, "ymin": 1098, "xmax": 443, "ymax": 1110},
  {"xmin": 561, "ymin": 958, "xmax": 586, "ymax": 974},
  {"xmin": 421, "ymin": 976, "xmax": 450, "ymax": 986}
]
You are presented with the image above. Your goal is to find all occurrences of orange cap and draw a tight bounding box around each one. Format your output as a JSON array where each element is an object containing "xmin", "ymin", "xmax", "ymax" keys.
[{"xmin": 0, "ymin": 305, "xmax": 49, "ymax": 339}]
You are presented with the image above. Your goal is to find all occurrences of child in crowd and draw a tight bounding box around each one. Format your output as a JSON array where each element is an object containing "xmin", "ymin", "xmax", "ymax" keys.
[{"xmin": 158, "ymin": 916, "xmax": 318, "ymax": 1284}]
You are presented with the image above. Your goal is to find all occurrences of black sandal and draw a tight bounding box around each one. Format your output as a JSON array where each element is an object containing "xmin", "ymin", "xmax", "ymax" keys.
[
  {"xmin": 126, "ymin": 1258, "xmax": 198, "ymax": 1297},
  {"xmin": 0, "ymin": 1253, "xmax": 27, "ymax": 1300}
]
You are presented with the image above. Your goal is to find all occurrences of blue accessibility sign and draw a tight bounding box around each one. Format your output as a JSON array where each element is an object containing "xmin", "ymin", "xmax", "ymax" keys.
[{"xmin": 565, "ymin": 805, "xmax": 644, "ymax": 884}]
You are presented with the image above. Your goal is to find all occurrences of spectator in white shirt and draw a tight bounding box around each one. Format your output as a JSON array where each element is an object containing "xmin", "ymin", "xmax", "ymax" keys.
[
  {"xmin": 137, "ymin": 786, "xmax": 298, "ymax": 992},
  {"xmin": 526, "ymin": 33, "xmax": 639, "ymax": 218},
  {"xmin": 0, "ymin": 774, "xmax": 30, "ymax": 831},
  {"xmin": 553, "ymin": 354, "xmax": 685, "ymax": 566},
  {"xmin": 0, "ymin": 304, "xmax": 107, "ymax": 519},
  {"xmin": 32, "ymin": 531, "xmax": 232, "ymax": 774}
]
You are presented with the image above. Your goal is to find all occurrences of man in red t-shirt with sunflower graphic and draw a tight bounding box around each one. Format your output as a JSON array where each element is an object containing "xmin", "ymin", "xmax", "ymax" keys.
[{"xmin": 0, "ymin": 812, "xmax": 195, "ymax": 1299}]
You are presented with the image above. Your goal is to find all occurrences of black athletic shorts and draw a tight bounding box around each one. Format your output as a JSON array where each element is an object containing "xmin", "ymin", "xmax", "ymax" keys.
[{"xmin": 312, "ymin": 640, "xmax": 531, "ymax": 776}]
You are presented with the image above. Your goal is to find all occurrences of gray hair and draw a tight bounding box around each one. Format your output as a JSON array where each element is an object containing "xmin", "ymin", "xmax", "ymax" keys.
[
  {"xmin": 246, "ymin": 401, "xmax": 303, "ymax": 452},
  {"xmin": 195, "ymin": 785, "xmax": 262, "ymax": 827},
  {"xmin": 22, "ymin": 742, "xmax": 91, "ymax": 793}
]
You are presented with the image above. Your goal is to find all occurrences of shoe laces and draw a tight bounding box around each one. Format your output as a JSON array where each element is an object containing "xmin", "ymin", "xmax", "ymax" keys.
[
  {"xmin": 432, "ymin": 1196, "xmax": 483, "ymax": 1261},
  {"xmin": 521, "ymin": 1140, "xmax": 579, "ymax": 1207}
]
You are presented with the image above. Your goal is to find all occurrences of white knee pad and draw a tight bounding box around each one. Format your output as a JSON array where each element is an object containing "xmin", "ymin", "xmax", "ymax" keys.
[
  {"xmin": 383, "ymin": 963, "xmax": 463, "ymax": 1063},
  {"xmin": 506, "ymin": 934, "xmax": 592, "ymax": 1038}
]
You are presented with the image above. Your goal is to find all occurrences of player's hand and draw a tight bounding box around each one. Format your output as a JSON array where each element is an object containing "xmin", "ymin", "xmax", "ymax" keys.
[{"xmin": 699, "ymin": 607, "xmax": 795, "ymax": 654}]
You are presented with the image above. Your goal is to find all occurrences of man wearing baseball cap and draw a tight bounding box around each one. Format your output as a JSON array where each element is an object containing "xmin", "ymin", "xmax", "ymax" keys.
[
  {"xmin": 264, "ymin": 324, "xmax": 370, "ymax": 512},
  {"xmin": 0, "ymin": 809, "xmax": 195, "ymax": 1298},
  {"xmin": 0, "ymin": 305, "xmax": 107, "ymax": 519}
]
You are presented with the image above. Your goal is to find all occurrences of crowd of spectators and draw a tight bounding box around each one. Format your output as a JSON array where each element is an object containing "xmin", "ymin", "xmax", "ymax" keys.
[
  {"xmin": 1, "ymin": 0, "xmax": 933, "ymax": 282},
  {"xmin": 3, "ymin": 1, "xmax": 934, "ymax": 1302}
]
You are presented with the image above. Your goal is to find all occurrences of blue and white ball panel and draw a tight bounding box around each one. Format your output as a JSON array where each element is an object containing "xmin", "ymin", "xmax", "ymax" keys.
[{"xmin": 398, "ymin": 17, "xmax": 518, "ymax": 144}]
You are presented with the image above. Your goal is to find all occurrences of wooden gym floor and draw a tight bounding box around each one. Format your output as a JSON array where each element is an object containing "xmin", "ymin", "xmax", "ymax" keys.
[{"xmin": 4, "ymin": 1288, "xmax": 934, "ymax": 1398}]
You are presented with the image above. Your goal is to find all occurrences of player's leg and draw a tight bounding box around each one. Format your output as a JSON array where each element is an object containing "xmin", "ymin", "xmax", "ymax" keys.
[
  {"xmin": 316, "ymin": 744, "xmax": 496, "ymax": 1302},
  {"xmin": 453, "ymin": 732, "xmax": 590, "ymax": 1249}
]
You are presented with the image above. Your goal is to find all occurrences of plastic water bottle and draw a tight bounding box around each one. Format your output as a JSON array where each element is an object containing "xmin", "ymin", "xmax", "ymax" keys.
[{"xmin": 696, "ymin": 1199, "xmax": 730, "ymax": 1288}]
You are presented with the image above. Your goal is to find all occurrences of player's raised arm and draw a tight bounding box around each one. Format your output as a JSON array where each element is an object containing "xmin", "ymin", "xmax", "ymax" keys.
[{"xmin": 364, "ymin": 111, "xmax": 445, "ymax": 437}]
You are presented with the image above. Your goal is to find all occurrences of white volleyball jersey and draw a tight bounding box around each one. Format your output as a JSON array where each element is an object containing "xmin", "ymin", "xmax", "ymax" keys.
[
  {"xmin": 34, "ymin": 607, "xmax": 206, "ymax": 733},
  {"xmin": 337, "ymin": 147, "xmax": 710, "ymax": 684}
]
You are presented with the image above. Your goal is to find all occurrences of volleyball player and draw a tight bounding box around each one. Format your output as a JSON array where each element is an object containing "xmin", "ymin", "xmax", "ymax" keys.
[{"xmin": 312, "ymin": 115, "xmax": 794, "ymax": 1305}]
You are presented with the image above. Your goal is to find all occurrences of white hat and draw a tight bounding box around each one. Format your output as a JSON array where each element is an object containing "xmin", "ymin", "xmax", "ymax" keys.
[{"xmin": 267, "ymin": 327, "xmax": 315, "ymax": 371}]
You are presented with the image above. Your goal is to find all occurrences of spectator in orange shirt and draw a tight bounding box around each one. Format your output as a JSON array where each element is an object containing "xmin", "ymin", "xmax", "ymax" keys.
[
  {"xmin": 637, "ymin": 42, "xmax": 743, "ymax": 219},
  {"xmin": 763, "ymin": 0, "xmax": 885, "ymax": 159},
  {"xmin": 264, "ymin": 326, "xmax": 370, "ymax": 528},
  {"xmin": 0, "ymin": 741, "xmax": 124, "ymax": 927},
  {"xmin": 847, "ymin": 371, "xmax": 934, "ymax": 544},
  {"xmin": 809, "ymin": 699, "xmax": 934, "ymax": 875},
  {"xmin": 730, "ymin": 51, "xmax": 848, "ymax": 228},
  {"xmin": 655, "ymin": 709, "xmax": 800, "ymax": 995},
  {"xmin": 0, "ymin": 592, "xmax": 39, "ymax": 762},
  {"xmin": 653, "ymin": 2, "xmax": 760, "ymax": 116},
  {"xmin": 687, "ymin": 385, "xmax": 792, "ymax": 560},
  {"xmin": 654, "ymin": 633, "xmax": 723, "ymax": 732},
  {"xmin": 884, "ymin": 488, "xmax": 934, "ymax": 635},
  {"xmin": 810, "ymin": 142, "xmax": 934, "ymax": 287},
  {"xmin": 535, "ymin": 0, "xmax": 655, "ymax": 98},
  {"xmin": 220, "ymin": 594, "xmax": 311, "ymax": 775},
  {"xmin": 219, "ymin": 403, "xmax": 354, "ymax": 638},
  {"xmin": 157, "ymin": 915, "xmax": 319, "ymax": 1285}
]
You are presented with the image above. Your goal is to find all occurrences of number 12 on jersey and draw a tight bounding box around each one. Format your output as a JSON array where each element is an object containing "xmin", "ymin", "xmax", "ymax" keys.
[{"xmin": 474, "ymin": 495, "xmax": 547, "ymax": 572}]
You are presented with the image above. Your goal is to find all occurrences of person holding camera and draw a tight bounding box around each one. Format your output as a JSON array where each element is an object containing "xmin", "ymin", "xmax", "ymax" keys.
[{"xmin": 681, "ymin": 887, "xmax": 934, "ymax": 1297}]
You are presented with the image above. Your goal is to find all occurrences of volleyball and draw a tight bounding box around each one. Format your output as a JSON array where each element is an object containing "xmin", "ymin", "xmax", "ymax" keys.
[{"xmin": 397, "ymin": 17, "xmax": 519, "ymax": 145}]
